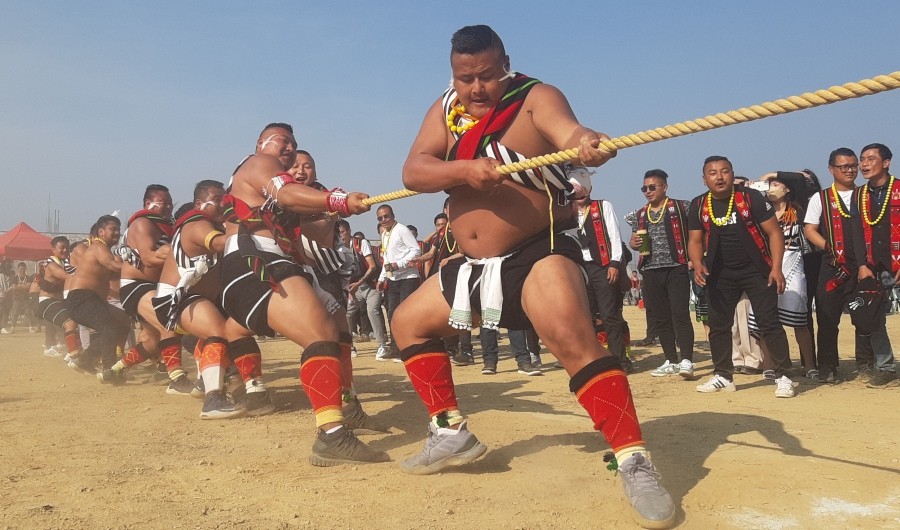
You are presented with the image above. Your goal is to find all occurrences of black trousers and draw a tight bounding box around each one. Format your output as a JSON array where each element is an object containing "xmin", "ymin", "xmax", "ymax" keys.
[
  {"xmin": 584, "ymin": 261, "xmax": 626, "ymax": 359},
  {"xmin": 708, "ymin": 264, "xmax": 791, "ymax": 380},
  {"xmin": 815, "ymin": 261, "xmax": 875, "ymax": 370},
  {"xmin": 67, "ymin": 290, "xmax": 131, "ymax": 369},
  {"xmin": 641, "ymin": 265, "xmax": 694, "ymax": 362}
]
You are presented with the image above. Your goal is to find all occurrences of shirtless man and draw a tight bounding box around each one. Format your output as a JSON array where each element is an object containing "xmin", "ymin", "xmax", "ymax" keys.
[
  {"xmin": 36, "ymin": 237, "xmax": 83, "ymax": 361},
  {"xmin": 154, "ymin": 180, "xmax": 245, "ymax": 419},
  {"xmin": 391, "ymin": 26, "xmax": 675, "ymax": 528},
  {"xmin": 289, "ymin": 150, "xmax": 389, "ymax": 433},
  {"xmin": 116, "ymin": 185, "xmax": 193, "ymax": 394},
  {"xmin": 220, "ymin": 123, "xmax": 386, "ymax": 465},
  {"xmin": 67, "ymin": 215, "xmax": 130, "ymax": 384}
]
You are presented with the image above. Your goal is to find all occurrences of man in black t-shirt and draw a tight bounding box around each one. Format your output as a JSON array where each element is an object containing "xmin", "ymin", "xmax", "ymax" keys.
[{"xmin": 687, "ymin": 156, "xmax": 797, "ymax": 398}]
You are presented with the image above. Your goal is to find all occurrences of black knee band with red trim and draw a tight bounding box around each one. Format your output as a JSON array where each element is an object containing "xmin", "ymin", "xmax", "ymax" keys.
[
  {"xmin": 204, "ymin": 336, "xmax": 228, "ymax": 347},
  {"xmin": 399, "ymin": 338, "xmax": 446, "ymax": 362},
  {"xmin": 569, "ymin": 356, "xmax": 624, "ymax": 393},
  {"xmin": 228, "ymin": 336, "xmax": 259, "ymax": 358},
  {"xmin": 159, "ymin": 336, "xmax": 182, "ymax": 350},
  {"xmin": 301, "ymin": 341, "xmax": 341, "ymax": 363}
]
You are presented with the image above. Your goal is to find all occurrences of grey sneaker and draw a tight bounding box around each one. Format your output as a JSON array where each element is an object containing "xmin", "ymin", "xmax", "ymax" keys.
[
  {"xmin": 97, "ymin": 368, "xmax": 126, "ymax": 386},
  {"xmin": 243, "ymin": 389, "xmax": 276, "ymax": 416},
  {"xmin": 618, "ymin": 452, "xmax": 677, "ymax": 529},
  {"xmin": 400, "ymin": 420, "xmax": 487, "ymax": 475},
  {"xmin": 309, "ymin": 426, "xmax": 390, "ymax": 467},
  {"xmin": 166, "ymin": 374, "xmax": 196, "ymax": 396},
  {"xmin": 200, "ymin": 390, "xmax": 246, "ymax": 420},
  {"xmin": 343, "ymin": 396, "xmax": 391, "ymax": 434}
]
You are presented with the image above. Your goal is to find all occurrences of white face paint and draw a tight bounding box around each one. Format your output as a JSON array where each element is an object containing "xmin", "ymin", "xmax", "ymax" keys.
[
  {"xmin": 147, "ymin": 201, "xmax": 163, "ymax": 211},
  {"xmin": 198, "ymin": 201, "xmax": 216, "ymax": 210}
]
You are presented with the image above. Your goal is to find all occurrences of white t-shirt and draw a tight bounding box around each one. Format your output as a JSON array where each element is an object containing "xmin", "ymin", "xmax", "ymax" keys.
[{"xmin": 804, "ymin": 188, "xmax": 853, "ymax": 225}]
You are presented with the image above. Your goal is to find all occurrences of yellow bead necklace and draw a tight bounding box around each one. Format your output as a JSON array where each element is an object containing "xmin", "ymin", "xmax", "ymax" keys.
[
  {"xmin": 647, "ymin": 198, "xmax": 668, "ymax": 224},
  {"xmin": 862, "ymin": 175, "xmax": 895, "ymax": 226},
  {"xmin": 830, "ymin": 184, "xmax": 851, "ymax": 219},
  {"xmin": 707, "ymin": 189, "xmax": 735, "ymax": 227},
  {"xmin": 447, "ymin": 103, "xmax": 479, "ymax": 134}
]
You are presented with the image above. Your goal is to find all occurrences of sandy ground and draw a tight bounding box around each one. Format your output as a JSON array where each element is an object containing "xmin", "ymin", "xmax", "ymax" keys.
[{"xmin": 1, "ymin": 305, "xmax": 899, "ymax": 530}]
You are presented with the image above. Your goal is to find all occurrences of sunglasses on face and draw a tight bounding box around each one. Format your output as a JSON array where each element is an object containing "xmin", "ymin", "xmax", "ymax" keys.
[
  {"xmin": 377, "ymin": 215, "xmax": 392, "ymax": 222},
  {"xmin": 641, "ymin": 185, "xmax": 660, "ymax": 193}
]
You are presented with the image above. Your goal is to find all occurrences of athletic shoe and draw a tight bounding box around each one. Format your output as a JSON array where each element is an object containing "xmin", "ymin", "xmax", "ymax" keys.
[
  {"xmin": 70, "ymin": 355, "xmax": 95, "ymax": 374},
  {"xmin": 856, "ymin": 364, "xmax": 876, "ymax": 383},
  {"xmin": 350, "ymin": 345, "xmax": 358, "ymax": 358},
  {"xmin": 530, "ymin": 353, "xmax": 542, "ymax": 368},
  {"xmin": 200, "ymin": 390, "xmax": 246, "ymax": 420},
  {"xmin": 43, "ymin": 346, "xmax": 62, "ymax": 357},
  {"xmin": 634, "ymin": 337, "xmax": 658, "ymax": 347},
  {"xmin": 191, "ymin": 378, "xmax": 205, "ymax": 399},
  {"xmin": 762, "ymin": 369, "xmax": 777, "ymax": 381},
  {"xmin": 517, "ymin": 363, "xmax": 542, "ymax": 376},
  {"xmin": 151, "ymin": 362, "xmax": 170, "ymax": 386},
  {"xmin": 650, "ymin": 360, "xmax": 679, "ymax": 377},
  {"xmin": 696, "ymin": 374, "xmax": 736, "ymax": 393},
  {"xmin": 97, "ymin": 368, "xmax": 126, "ymax": 386},
  {"xmin": 400, "ymin": 420, "xmax": 487, "ymax": 475},
  {"xmin": 866, "ymin": 370, "xmax": 898, "ymax": 389},
  {"xmin": 449, "ymin": 351, "xmax": 474, "ymax": 366},
  {"xmin": 741, "ymin": 365, "xmax": 763, "ymax": 375},
  {"xmin": 775, "ymin": 375, "xmax": 798, "ymax": 398},
  {"xmin": 308, "ymin": 426, "xmax": 390, "ymax": 467},
  {"xmin": 343, "ymin": 396, "xmax": 391, "ymax": 434},
  {"xmin": 0, "ymin": 328, "xmax": 9, "ymax": 334},
  {"xmin": 375, "ymin": 346, "xmax": 399, "ymax": 362},
  {"xmin": 166, "ymin": 374, "xmax": 196, "ymax": 396},
  {"xmin": 805, "ymin": 369, "xmax": 819, "ymax": 380},
  {"xmin": 815, "ymin": 367, "xmax": 839, "ymax": 385},
  {"xmin": 243, "ymin": 387, "xmax": 276, "ymax": 416},
  {"xmin": 618, "ymin": 452, "xmax": 677, "ymax": 529},
  {"xmin": 481, "ymin": 363, "xmax": 497, "ymax": 375},
  {"xmin": 678, "ymin": 359, "xmax": 694, "ymax": 380}
]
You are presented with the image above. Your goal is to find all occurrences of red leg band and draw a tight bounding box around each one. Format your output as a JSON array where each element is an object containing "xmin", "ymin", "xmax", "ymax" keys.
[
  {"xmin": 576, "ymin": 370, "xmax": 644, "ymax": 453},
  {"xmin": 401, "ymin": 340, "xmax": 458, "ymax": 417},
  {"xmin": 229, "ymin": 337, "xmax": 262, "ymax": 382},
  {"xmin": 159, "ymin": 336, "xmax": 183, "ymax": 373},
  {"xmin": 122, "ymin": 344, "xmax": 151, "ymax": 367},
  {"xmin": 64, "ymin": 329, "xmax": 81, "ymax": 353},
  {"xmin": 300, "ymin": 342, "xmax": 343, "ymax": 425}
]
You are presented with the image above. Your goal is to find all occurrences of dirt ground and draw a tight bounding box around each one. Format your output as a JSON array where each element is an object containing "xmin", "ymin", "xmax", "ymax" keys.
[{"xmin": 1, "ymin": 305, "xmax": 899, "ymax": 529}]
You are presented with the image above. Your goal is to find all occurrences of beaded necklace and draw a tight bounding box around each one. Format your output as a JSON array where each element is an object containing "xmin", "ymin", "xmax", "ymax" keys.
[
  {"xmin": 707, "ymin": 189, "xmax": 735, "ymax": 227},
  {"xmin": 862, "ymin": 175, "xmax": 895, "ymax": 226},
  {"xmin": 647, "ymin": 198, "xmax": 669, "ymax": 224},
  {"xmin": 443, "ymin": 224, "xmax": 457, "ymax": 253},
  {"xmin": 830, "ymin": 184, "xmax": 851, "ymax": 219},
  {"xmin": 446, "ymin": 101, "xmax": 479, "ymax": 134}
]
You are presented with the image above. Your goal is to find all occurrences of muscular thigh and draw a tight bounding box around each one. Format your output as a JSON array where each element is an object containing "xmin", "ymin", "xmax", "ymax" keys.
[
  {"xmin": 267, "ymin": 274, "xmax": 338, "ymax": 347},
  {"xmin": 390, "ymin": 273, "xmax": 455, "ymax": 348}
]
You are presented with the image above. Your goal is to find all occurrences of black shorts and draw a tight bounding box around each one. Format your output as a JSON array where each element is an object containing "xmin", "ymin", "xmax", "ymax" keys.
[
  {"xmin": 120, "ymin": 279, "xmax": 156, "ymax": 319},
  {"xmin": 440, "ymin": 231, "xmax": 583, "ymax": 330},
  {"xmin": 151, "ymin": 290, "xmax": 208, "ymax": 332},
  {"xmin": 39, "ymin": 298, "xmax": 71, "ymax": 328},
  {"xmin": 220, "ymin": 250, "xmax": 311, "ymax": 336}
]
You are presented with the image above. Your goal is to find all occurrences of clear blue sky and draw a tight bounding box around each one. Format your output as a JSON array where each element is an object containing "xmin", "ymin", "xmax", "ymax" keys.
[{"xmin": 2, "ymin": 1, "xmax": 898, "ymax": 241}]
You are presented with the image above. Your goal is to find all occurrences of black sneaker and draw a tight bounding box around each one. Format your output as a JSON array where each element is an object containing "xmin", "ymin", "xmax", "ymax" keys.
[
  {"xmin": 481, "ymin": 363, "xmax": 497, "ymax": 375},
  {"xmin": 866, "ymin": 370, "xmax": 898, "ymax": 389},
  {"xmin": 449, "ymin": 352, "xmax": 474, "ymax": 366},
  {"xmin": 243, "ymin": 390, "xmax": 276, "ymax": 416},
  {"xmin": 634, "ymin": 337, "xmax": 658, "ymax": 347},
  {"xmin": 343, "ymin": 396, "xmax": 391, "ymax": 434},
  {"xmin": 309, "ymin": 426, "xmax": 390, "ymax": 467},
  {"xmin": 200, "ymin": 390, "xmax": 246, "ymax": 420},
  {"xmin": 70, "ymin": 355, "xmax": 96, "ymax": 374},
  {"xmin": 855, "ymin": 364, "xmax": 876, "ymax": 383},
  {"xmin": 97, "ymin": 368, "xmax": 126, "ymax": 386},
  {"xmin": 816, "ymin": 367, "xmax": 840, "ymax": 385},
  {"xmin": 166, "ymin": 374, "xmax": 196, "ymax": 396},
  {"xmin": 191, "ymin": 378, "xmax": 205, "ymax": 399},
  {"xmin": 517, "ymin": 363, "xmax": 542, "ymax": 376}
]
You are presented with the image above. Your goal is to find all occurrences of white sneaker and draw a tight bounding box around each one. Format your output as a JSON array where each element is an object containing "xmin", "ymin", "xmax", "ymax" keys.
[
  {"xmin": 774, "ymin": 375, "xmax": 798, "ymax": 398},
  {"xmin": 0, "ymin": 328, "xmax": 9, "ymax": 334},
  {"xmin": 350, "ymin": 345, "xmax": 358, "ymax": 358},
  {"xmin": 696, "ymin": 374, "xmax": 736, "ymax": 393},
  {"xmin": 650, "ymin": 360, "xmax": 679, "ymax": 377},
  {"xmin": 43, "ymin": 346, "xmax": 62, "ymax": 357},
  {"xmin": 678, "ymin": 359, "xmax": 694, "ymax": 380}
]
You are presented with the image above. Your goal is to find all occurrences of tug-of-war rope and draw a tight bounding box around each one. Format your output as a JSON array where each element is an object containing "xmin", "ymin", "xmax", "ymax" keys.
[{"xmin": 361, "ymin": 70, "xmax": 900, "ymax": 206}]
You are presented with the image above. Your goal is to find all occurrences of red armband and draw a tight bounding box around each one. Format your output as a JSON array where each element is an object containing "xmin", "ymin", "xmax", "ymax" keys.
[{"xmin": 326, "ymin": 188, "xmax": 350, "ymax": 216}]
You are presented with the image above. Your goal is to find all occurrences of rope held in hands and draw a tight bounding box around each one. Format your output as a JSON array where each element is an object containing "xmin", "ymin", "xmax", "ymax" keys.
[{"xmin": 361, "ymin": 70, "xmax": 900, "ymax": 206}]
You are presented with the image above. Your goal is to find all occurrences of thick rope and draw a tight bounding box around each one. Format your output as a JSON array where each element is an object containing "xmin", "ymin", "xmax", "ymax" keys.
[{"xmin": 362, "ymin": 71, "xmax": 900, "ymax": 206}]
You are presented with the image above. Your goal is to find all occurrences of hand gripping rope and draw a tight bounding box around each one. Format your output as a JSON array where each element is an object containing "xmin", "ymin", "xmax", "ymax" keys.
[{"xmin": 360, "ymin": 71, "xmax": 900, "ymax": 206}]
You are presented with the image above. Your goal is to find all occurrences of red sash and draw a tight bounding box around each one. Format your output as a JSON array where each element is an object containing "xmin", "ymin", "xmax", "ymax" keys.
[
  {"xmin": 589, "ymin": 200, "xmax": 611, "ymax": 266},
  {"xmin": 127, "ymin": 209, "xmax": 175, "ymax": 239},
  {"xmin": 174, "ymin": 208, "xmax": 223, "ymax": 232},
  {"xmin": 447, "ymin": 74, "xmax": 542, "ymax": 161},
  {"xmin": 821, "ymin": 188, "xmax": 848, "ymax": 266},
  {"xmin": 700, "ymin": 190, "xmax": 772, "ymax": 267},
  {"xmin": 636, "ymin": 200, "xmax": 688, "ymax": 268},
  {"xmin": 222, "ymin": 193, "xmax": 303, "ymax": 264},
  {"xmin": 860, "ymin": 178, "xmax": 900, "ymax": 274}
]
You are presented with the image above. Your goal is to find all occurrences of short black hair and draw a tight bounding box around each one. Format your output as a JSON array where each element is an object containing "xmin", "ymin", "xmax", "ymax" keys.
[
  {"xmin": 193, "ymin": 179, "xmax": 224, "ymax": 202},
  {"xmin": 143, "ymin": 184, "xmax": 170, "ymax": 203},
  {"xmin": 407, "ymin": 225, "xmax": 418, "ymax": 236},
  {"xmin": 296, "ymin": 149, "xmax": 313, "ymax": 159},
  {"xmin": 91, "ymin": 215, "xmax": 120, "ymax": 235},
  {"xmin": 828, "ymin": 147, "xmax": 857, "ymax": 166},
  {"xmin": 50, "ymin": 236, "xmax": 69, "ymax": 248},
  {"xmin": 703, "ymin": 155, "xmax": 733, "ymax": 172},
  {"xmin": 262, "ymin": 122, "xmax": 293, "ymax": 135},
  {"xmin": 376, "ymin": 204, "xmax": 394, "ymax": 216},
  {"xmin": 173, "ymin": 203, "xmax": 193, "ymax": 220},
  {"xmin": 451, "ymin": 25, "xmax": 505, "ymax": 56},
  {"xmin": 643, "ymin": 169, "xmax": 669, "ymax": 181},
  {"xmin": 434, "ymin": 212, "xmax": 448, "ymax": 224},
  {"xmin": 335, "ymin": 219, "xmax": 351, "ymax": 234},
  {"xmin": 860, "ymin": 143, "xmax": 892, "ymax": 161}
]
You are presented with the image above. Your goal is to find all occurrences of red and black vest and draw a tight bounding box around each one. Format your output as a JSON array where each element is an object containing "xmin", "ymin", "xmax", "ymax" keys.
[
  {"xmin": 854, "ymin": 177, "xmax": 900, "ymax": 274},
  {"xmin": 636, "ymin": 198, "xmax": 688, "ymax": 270},
  {"xmin": 578, "ymin": 200, "xmax": 613, "ymax": 266},
  {"xmin": 698, "ymin": 190, "xmax": 772, "ymax": 276},
  {"xmin": 127, "ymin": 209, "xmax": 175, "ymax": 241},
  {"xmin": 816, "ymin": 187, "xmax": 855, "ymax": 269}
]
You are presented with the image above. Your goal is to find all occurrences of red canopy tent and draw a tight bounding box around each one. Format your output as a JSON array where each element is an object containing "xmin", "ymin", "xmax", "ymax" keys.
[{"xmin": 0, "ymin": 222, "xmax": 52, "ymax": 261}]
